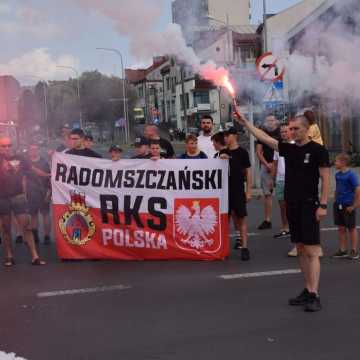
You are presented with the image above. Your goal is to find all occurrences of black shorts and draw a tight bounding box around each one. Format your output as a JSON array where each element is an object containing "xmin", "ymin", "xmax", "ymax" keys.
[
  {"xmin": 333, "ymin": 203, "xmax": 356, "ymax": 229},
  {"xmin": 229, "ymin": 188, "xmax": 247, "ymax": 218},
  {"xmin": 287, "ymin": 200, "xmax": 320, "ymax": 246},
  {"xmin": 0, "ymin": 194, "xmax": 29, "ymax": 216}
]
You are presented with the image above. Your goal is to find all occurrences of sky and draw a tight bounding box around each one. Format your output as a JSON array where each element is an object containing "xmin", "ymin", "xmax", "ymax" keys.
[{"xmin": 0, "ymin": 0, "xmax": 303, "ymax": 85}]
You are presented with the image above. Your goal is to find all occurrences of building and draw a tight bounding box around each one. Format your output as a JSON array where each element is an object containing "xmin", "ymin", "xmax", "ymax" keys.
[
  {"xmin": 0, "ymin": 75, "xmax": 21, "ymax": 124},
  {"xmin": 172, "ymin": 0, "xmax": 251, "ymax": 43},
  {"xmin": 259, "ymin": 0, "xmax": 360, "ymax": 152}
]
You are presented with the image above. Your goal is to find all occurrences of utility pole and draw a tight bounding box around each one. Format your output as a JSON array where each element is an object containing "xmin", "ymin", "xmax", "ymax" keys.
[{"xmin": 263, "ymin": 0, "xmax": 268, "ymax": 52}]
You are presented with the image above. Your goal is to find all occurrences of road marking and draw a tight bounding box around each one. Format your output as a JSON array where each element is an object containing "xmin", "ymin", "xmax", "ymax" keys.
[
  {"xmin": 219, "ymin": 269, "xmax": 301, "ymax": 280},
  {"xmin": 37, "ymin": 284, "xmax": 131, "ymax": 298}
]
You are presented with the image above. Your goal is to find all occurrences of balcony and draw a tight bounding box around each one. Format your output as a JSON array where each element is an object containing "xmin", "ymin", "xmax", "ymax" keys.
[{"xmin": 189, "ymin": 102, "xmax": 216, "ymax": 114}]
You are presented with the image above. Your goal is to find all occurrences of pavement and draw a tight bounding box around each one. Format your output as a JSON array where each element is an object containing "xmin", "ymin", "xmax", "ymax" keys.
[{"xmin": 0, "ymin": 199, "xmax": 359, "ymax": 360}]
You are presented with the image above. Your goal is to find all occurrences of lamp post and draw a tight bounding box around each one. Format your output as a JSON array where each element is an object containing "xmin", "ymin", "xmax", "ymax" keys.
[
  {"xmin": 263, "ymin": 0, "xmax": 268, "ymax": 52},
  {"xmin": 96, "ymin": 47, "xmax": 129, "ymax": 143},
  {"xmin": 56, "ymin": 65, "xmax": 83, "ymax": 129}
]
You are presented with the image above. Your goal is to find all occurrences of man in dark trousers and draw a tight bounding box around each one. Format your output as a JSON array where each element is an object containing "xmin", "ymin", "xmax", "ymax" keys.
[{"xmin": 234, "ymin": 110, "xmax": 330, "ymax": 312}]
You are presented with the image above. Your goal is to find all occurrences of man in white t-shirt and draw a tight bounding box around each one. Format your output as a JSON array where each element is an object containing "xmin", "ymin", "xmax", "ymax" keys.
[
  {"xmin": 272, "ymin": 124, "xmax": 291, "ymax": 239},
  {"xmin": 197, "ymin": 115, "xmax": 216, "ymax": 158}
]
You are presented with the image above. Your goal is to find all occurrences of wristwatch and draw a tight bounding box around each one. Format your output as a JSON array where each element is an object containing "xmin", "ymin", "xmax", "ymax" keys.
[{"xmin": 319, "ymin": 204, "xmax": 328, "ymax": 210}]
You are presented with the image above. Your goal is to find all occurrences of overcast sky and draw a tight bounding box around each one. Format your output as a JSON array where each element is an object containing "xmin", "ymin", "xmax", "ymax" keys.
[{"xmin": 0, "ymin": 0, "xmax": 302, "ymax": 84}]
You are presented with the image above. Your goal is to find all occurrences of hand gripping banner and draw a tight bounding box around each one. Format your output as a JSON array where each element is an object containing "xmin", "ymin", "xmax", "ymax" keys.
[{"xmin": 52, "ymin": 153, "xmax": 229, "ymax": 260}]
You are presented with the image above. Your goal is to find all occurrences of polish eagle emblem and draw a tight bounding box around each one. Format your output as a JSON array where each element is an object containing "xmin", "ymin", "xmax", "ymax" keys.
[{"xmin": 175, "ymin": 201, "xmax": 218, "ymax": 250}]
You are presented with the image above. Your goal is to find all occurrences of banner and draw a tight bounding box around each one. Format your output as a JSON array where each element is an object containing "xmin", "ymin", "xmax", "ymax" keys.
[{"xmin": 51, "ymin": 153, "xmax": 229, "ymax": 260}]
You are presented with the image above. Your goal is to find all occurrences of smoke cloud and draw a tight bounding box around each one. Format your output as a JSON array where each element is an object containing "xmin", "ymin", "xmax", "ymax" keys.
[
  {"xmin": 72, "ymin": 0, "xmax": 233, "ymax": 90},
  {"xmin": 282, "ymin": 0, "xmax": 360, "ymax": 103}
]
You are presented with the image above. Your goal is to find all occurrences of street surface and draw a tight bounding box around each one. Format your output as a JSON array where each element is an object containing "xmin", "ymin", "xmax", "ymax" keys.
[{"xmin": 0, "ymin": 199, "xmax": 359, "ymax": 360}]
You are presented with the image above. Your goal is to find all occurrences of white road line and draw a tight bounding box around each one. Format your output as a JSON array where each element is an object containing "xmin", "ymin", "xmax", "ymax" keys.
[
  {"xmin": 37, "ymin": 284, "xmax": 131, "ymax": 298},
  {"xmin": 219, "ymin": 269, "xmax": 301, "ymax": 280}
]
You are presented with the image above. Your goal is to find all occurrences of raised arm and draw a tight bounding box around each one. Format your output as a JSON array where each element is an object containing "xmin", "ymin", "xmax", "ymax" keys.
[{"xmin": 233, "ymin": 109, "xmax": 279, "ymax": 152}]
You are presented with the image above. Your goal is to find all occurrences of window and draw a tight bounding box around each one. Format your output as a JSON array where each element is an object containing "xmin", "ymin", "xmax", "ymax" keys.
[
  {"xmin": 166, "ymin": 77, "xmax": 170, "ymax": 91},
  {"xmin": 194, "ymin": 91, "xmax": 210, "ymax": 106}
]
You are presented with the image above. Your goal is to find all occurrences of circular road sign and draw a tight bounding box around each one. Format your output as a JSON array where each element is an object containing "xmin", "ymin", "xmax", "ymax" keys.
[{"xmin": 256, "ymin": 52, "xmax": 285, "ymax": 82}]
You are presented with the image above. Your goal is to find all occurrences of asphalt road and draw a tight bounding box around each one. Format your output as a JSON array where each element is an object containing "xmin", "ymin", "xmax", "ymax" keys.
[{"xmin": 0, "ymin": 199, "xmax": 359, "ymax": 360}]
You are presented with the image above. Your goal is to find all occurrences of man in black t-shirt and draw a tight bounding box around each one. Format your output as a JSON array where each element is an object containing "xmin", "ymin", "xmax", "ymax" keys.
[
  {"xmin": 144, "ymin": 125, "xmax": 175, "ymax": 159},
  {"xmin": 256, "ymin": 115, "xmax": 281, "ymax": 230},
  {"xmin": 234, "ymin": 110, "xmax": 330, "ymax": 313},
  {"xmin": 224, "ymin": 127, "xmax": 252, "ymax": 261},
  {"xmin": 66, "ymin": 129, "xmax": 102, "ymax": 158},
  {"xmin": 0, "ymin": 136, "xmax": 46, "ymax": 266}
]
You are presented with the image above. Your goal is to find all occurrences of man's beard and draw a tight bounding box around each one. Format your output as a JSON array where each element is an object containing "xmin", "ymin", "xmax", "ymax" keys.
[{"xmin": 202, "ymin": 128, "xmax": 212, "ymax": 135}]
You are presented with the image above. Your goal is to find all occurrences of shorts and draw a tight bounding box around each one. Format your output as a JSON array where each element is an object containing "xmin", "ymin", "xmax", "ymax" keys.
[
  {"xmin": 333, "ymin": 203, "xmax": 356, "ymax": 229},
  {"xmin": 229, "ymin": 188, "xmax": 247, "ymax": 218},
  {"xmin": 0, "ymin": 194, "xmax": 29, "ymax": 216},
  {"xmin": 28, "ymin": 192, "xmax": 50, "ymax": 215},
  {"xmin": 275, "ymin": 180, "xmax": 285, "ymax": 201},
  {"xmin": 287, "ymin": 200, "xmax": 320, "ymax": 246},
  {"xmin": 260, "ymin": 164, "xmax": 273, "ymax": 196}
]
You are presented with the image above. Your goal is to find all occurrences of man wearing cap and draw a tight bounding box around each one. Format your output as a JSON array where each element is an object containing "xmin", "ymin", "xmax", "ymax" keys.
[
  {"xmin": 224, "ymin": 127, "xmax": 252, "ymax": 261},
  {"xmin": 144, "ymin": 125, "xmax": 175, "ymax": 159},
  {"xmin": 109, "ymin": 145, "xmax": 123, "ymax": 162},
  {"xmin": 131, "ymin": 137, "xmax": 151, "ymax": 159}
]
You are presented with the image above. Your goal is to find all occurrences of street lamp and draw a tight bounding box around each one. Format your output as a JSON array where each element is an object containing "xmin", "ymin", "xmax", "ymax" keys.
[
  {"xmin": 56, "ymin": 65, "xmax": 83, "ymax": 129},
  {"xmin": 96, "ymin": 47, "xmax": 129, "ymax": 143}
]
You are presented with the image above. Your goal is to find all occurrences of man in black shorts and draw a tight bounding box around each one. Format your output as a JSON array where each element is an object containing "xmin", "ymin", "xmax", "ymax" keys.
[
  {"xmin": 234, "ymin": 111, "xmax": 330, "ymax": 312},
  {"xmin": 224, "ymin": 127, "xmax": 252, "ymax": 261},
  {"xmin": 0, "ymin": 136, "xmax": 46, "ymax": 266}
]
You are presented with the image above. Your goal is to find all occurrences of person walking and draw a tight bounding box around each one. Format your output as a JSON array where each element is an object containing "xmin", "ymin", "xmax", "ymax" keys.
[{"xmin": 233, "ymin": 110, "xmax": 330, "ymax": 312}]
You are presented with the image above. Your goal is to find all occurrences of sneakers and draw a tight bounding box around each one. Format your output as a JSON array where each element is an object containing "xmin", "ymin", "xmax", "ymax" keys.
[
  {"xmin": 332, "ymin": 249, "xmax": 348, "ymax": 258},
  {"xmin": 304, "ymin": 293, "xmax": 322, "ymax": 312},
  {"xmin": 274, "ymin": 230, "xmax": 290, "ymax": 239},
  {"xmin": 241, "ymin": 248, "xmax": 250, "ymax": 261},
  {"xmin": 258, "ymin": 221, "xmax": 272, "ymax": 230},
  {"xmin": 233, "ymin": 238, "xmax": 243, "ymax": 250},
  {"xmin": 347, "ymin": 250, "xmax": 359, "ymax": 260},
  {"xmin": 289, "ymin": 288, "xmax": 310, "ymax": 306},
  {"xmin": 288, "ymin": 247, "xmax": 298, "ymax": 257}
]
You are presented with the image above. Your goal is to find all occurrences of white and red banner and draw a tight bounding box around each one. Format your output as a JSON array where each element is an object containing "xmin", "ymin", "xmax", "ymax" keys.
[{"xmin": 51, "ymin": 153, "xmax": 229, "ymax": 260}]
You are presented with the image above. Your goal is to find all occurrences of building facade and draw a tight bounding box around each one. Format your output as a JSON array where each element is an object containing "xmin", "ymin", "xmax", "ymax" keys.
[{"xmin": 0, "ymin": 75, "xmax": 21, "ymax": 124}]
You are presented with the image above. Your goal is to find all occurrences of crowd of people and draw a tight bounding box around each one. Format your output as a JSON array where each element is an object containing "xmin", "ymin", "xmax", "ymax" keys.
[{"xmin": 1, "ymin": 110, "xmax": 360, "ymax": 312}]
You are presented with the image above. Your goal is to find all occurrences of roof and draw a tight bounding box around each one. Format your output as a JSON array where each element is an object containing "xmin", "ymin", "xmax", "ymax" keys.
[{"xmin": 125, "ymin": 57, "xmax": 168, "ymax": 84}]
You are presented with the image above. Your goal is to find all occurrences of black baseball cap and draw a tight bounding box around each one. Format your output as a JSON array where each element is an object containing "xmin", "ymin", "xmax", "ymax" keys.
[
  {"xmin": 133, "ymin": 137, "xmax": 150, "ymax": 147},
  {"xmin": 108, "ymin": 145, "xmax": 123, "ymax": 153},
  {"xmin": 224, "ymin": 127, "xmax": 238, "ymax": 135}
]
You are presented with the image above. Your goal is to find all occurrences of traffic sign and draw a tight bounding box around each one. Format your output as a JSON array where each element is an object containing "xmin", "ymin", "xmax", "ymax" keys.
[{"xmin": 256, "ymin": 52, "xmax": 285, "ymax": 82}]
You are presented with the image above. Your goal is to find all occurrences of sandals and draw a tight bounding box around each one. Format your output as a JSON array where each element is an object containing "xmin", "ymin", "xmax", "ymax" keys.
[
  {"xmin": 3, "ymin": 258, "xmax": 15, "ymax": 267},
  {"xmin": 32, "ymin": 258, "xmax": 46, "ymax": 266}
]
